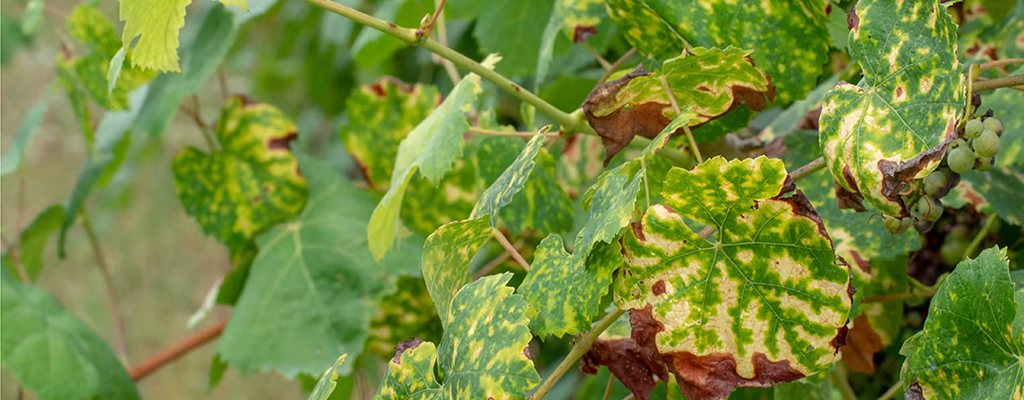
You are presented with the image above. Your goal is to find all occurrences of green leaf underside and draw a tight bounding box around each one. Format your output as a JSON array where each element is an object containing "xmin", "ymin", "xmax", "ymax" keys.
[
  {"xmin": 307, "ymin": 354, "xmax": 348, "ymax": 400},
  {"xmin": 172, "ymin": 96, "xmax": 307, "ymax": 253},
  {"xmin": 783, "ymin": 130, "xmax": 921, "ymax": 263},
  {"xmin": 0, "ymin": 274, "xmax": 140, "ymax": 400},
  {"xmin": 945, "ymin": 165, "xmax": 1024, "ymax": 226},
  {"xmin": 520, "ymin": 171, "xmax": 643, "ymax": 338},
  {"xmin": 819, "ymin": 0, "xmax": 966, "ymax": 217},
  {"xmin": 340, "ymin": 79, "xmax": 441, "ymax": 189},
  {"xmin": 117, "ymin": 0, "xmax": 247, "ymax": 72},
  {"xmin": 368, "ymin": 72, "xmax": 481, "ymax": 262},
  {"xmin": 621, "ymin": 156, "xmax": 851, "ymax": 399},
  {"xmin": 900, "ymin": 247, "xmax": 1023, "ymax": 399},
  {"xmin": 421, "ymin": 217, "xmax": 492, "ymax": 330},
  {"xmin": 604, "ymin": 0, "xmax": 830, "ymax": 104},
  {"xmin": 594, "ymin": 47, "xmax": 773, "ymax": 126},
  {"xmin": 217, "ymin": 155, "xmax": 420, "ymax": 378},
  {"xmin": 374, "ymin": 274, "xmax": 541, "ymax": 400}
]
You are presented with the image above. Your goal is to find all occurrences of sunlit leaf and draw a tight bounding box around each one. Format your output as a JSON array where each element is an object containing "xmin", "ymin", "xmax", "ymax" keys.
[
  {"xmin": 340, "ymin": 79, "xmax": 441, "ymax": 189},
  {"xmin": 307, "ymin": 355, "xmax": 348, "ymax": 400},
  {"xmin": 374, "ymin": 274, "xmax": 541, "ymax": 400},
  {"xmin": 217, "ymin": 154, "xmax": 421, "ymax": 377},
  {"xmin": 421, "ymin": 217, "xmax": 492, "ymax": 329},
  {"xmin": 818, "ymin": 0, "xmax": 966, "ymax": 217},
  {"xmin": 583, "ymin": 48, "xmax": 773, "ymax": 162},
  {"xmin": 604, "ymin": 0, "xmax": 830, "ymax": 103},
  {"xmin": 0, "ymin": 273, "xmax": 140, "ymax": 400},
  {"xmin": 620, "ymin": 156, "xmax": 852, "ymax": 400},
  {"xmin": 65, "ymin": 3, "xmax": 155, "ymax": 110},
  {"xmin": 900, "ymin": 247, "xmax": 1023, "ymax": 399},
  {"xmin": 117, "ymin": 0, "xmax": 247, "ymax": 72},
  {"xmin": 368, "ymin": 70, "xmax": 482, "ymax": 261}
]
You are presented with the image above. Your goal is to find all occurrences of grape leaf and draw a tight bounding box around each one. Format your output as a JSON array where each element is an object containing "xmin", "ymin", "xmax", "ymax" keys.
[
  {"xmin": 402, "ymin": 156, "xmax": 479, "ymax": 237},
  {"xmin": 217, "ymin": 154, "xmax": 421, "ymax": 377},
  {"xmin": 759, "ymin": 75, "xmax": 839, "ymax": 142},
  {"xmin": 604, "ymin": 0, "xmax": 830, "ymax": 104},
  {"xmin": 583, "ymin": 48, "xmax": 773, "ymax": 163},
  {"xmin": 307, "ymin": 355, "xmax": 348, "ymax": 400},
  {"xmin": 2, "ymin": 205, "xmax": 64, "ymax": 282},
  {"xmin": 350, "ymin": 0, "xmax": 423, "ymax": 69},
  {"xmin": 0, "ymin": 93, "xmax": 49, "ymax": 176},
  {"xmin": 368, "ymin": 70, "xmax": 483, "ymax": 261},
  {"xmin": 340, "ymin": 79, "xmax": 441, "ymax": 189},
  {"xmin": 0, "ymin": 273, "xmax": 140, "ymax": 400},
  {"xmin": 368, "ymin": 276, "xmax": 443, "ymax": 358},
  {"xmin": 900, "ymin": 247, "xmax": 1023, "ymax": 399},
  {"xmin": 475, "ymin": 0, "xmax": 554, "ymax": 77},
  {"xmin": 374, "ymin": 273, "xmax": 541, "ymax": 400},
  {"xmin": 945, "ymin": 165, "xmax": 1024, "ymax": 226},
  {"xmin": 117, "ymin": 0, "xmax": 247, "ymax": 72},
  {"xmin": 620, "ymin": 156, "xmax": 852, "ymax": 400},
  {"xmin": 66, "ymin": 3, "xmax": 154, "ymax": 110},
  {"xmin": 818, "ymin": 0, "xmax": 966, "ymax": 217},
  {"xmin": 520, "ymin": 171, "xmax": 642, "ymax": 338},
  {"xmin": 555, "ymin": 0, "xmax": 606, "ymax": 43},
  {"xmin": 172, "ymin": 96, "xmax": 307, "ymax": 253},
  {"xmin": 421, "ymin": 217, "xmax": 492, "ymax": 329},
  {"xmin": 781, "ymin": 130, "xmax": 920, "ymax": 264},
  {"xmin": 473, "ymin": 133, "xmax": 547, "ymax": 226}
]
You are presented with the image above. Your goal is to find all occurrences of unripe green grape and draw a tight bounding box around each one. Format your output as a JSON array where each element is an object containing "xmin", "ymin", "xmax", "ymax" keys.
[
  {"xmin": 984, "ymin": 117, "xmax": 1003, "ymax": 135},
  {"xmin": 947, "ymin": 147, "xmax": 974, "ymax": 174},
  {"xmin": 964, "ymin": 119, "xmax": 984, "ymax": 139},
  {"xmin": 940, "ymin": 235, "xmax": 969, "ymax": 266},
  {"xmin": 923, "ymin": 169, "xmax": 951, "ymax": 198},
  {"xmin": 915, "ymin": 197, "xmax": 943, "ymax": 222},
  {"xmin": 976, "ymin": 156, "xmax": 994, "ymax": 171},
  {"xmin": 883, "ymin": 215, "xmax": 909, "ymax": 234},
  {"xmin": 973, "ymin": 130, "xmax": 1000, "ymax": 157}
]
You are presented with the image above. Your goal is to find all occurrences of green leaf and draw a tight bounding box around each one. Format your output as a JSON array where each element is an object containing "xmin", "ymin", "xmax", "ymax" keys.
[
  {"xmin": 116, "ymin": 0, "xmax": 190, "ymax": 72},
  {"xmin": 772, "ymin": 370, "xmax": 834, "ymax": 400},
  {"xmin": 475, "ymin": 136, "xmax": 575, "ymax": 236},
  {"xmin": 827, "ymin": 5, "xmax": 850, "ymax": 51},
  {"xmin": 217, "ymin": 154, "xmax": 421, "ymax": 377},
  {"xmin": 0, "ymin": 274, "xmax": 140, "ymax": 400},
  {"xmin": 472, "ymin": 133, "xmax": 546, "ymax": 226},
  {"xmin": 819, "ymin": 0, "xmax": 966, "ymax": 217},
  {"xmin": 421, "ymin": 217, "xmax": 492, "ymax": 329},
  {"xmin": 307, "ymin": 354, "xmax": 349, "ymax": 400},
  {"xmin": 0, "ymin": 93, "xmax": 49, "ymax": 176},
  {"xmin": 782, "ymin": 130, "xmax": 921, "ymax": 263},
  {"xmin": 402, "ymin": 158, "xmax": 480, "ymax": 236},
  {"xmin": 1, "ymin": 13, "xmax": 29, "ymax": 65},
  {"xmin": 374, "ymin": 273, "xmax": 541, "ymax": 400},
  {"xmin": 554, "ymin": 0, "xmax": 606, "ymax": 44},
  {"xmin": 368, "ymin": 276, "xmax": 444, "ymax": 358},
  {"xmin": 350, "ymin": 0, "xmax": 422, "ymax": 69},
  {"xmin": 368, "ymin": 71, "xmax": 482, "ymax": 261},
  {"xmin": 520, "ymin": 170, "xmax": 642, "ymax": 338},
  {"xmin": 66, "ymin": 3, "xmax": 155, "ymax": 110},
  {"xmin": 760, "ymin": 75, "xmax": 839, "ymax": 142},
  {"xmin": 340, "ymin": 79, "xmax": 441, "ymax": 189},
  {"xmin": 604, "ymin": 0, "xmax": 830, "ymax": 104},
  {"xmin": 583, "ymin": 48, "xmax": 773, "ymax": 162},
  {"xmin": 20, "ymin": 0, "xmax": 44, "ymax": 35},
  {"xmin": 172, "ymin": 96, "xmax": 306, "ymax": 252},
  {"xmin": 3, "ymin": 206, "xmax": 64, "ymax": 282},
  {"xmin": 475, "ymin": 0, "xmax": 554, "ymax": 77},
  {"xmin": 900, "ymin": 247, "xmax": 1023, "ymax": 399},
  {"xmin": 945, "ymin": 165, "xmax": 1024, "ymax": 226},
  {"xmin": 620, "ymin": 156, "xmax": 852, "ymax": 400}
]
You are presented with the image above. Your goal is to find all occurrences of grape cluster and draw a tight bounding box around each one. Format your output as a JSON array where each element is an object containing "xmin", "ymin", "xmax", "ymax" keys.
[{"xmin": 887, "ymin": 116, "xmax": 1005, "ymax": 235}]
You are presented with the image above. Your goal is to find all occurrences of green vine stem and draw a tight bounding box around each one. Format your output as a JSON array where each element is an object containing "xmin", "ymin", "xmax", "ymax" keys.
[
  {"xmin": 81, "ymin": 212, "xmax": 129, "ymax": 362},
  {"xmin": 831, "ymin": 363, "xmax": 858, "ymax": 400},
  {"xmin": 532, "ymin": 307, "xmax": 627, "ymax": 400},
  {"xmin": 963, "ymin": 213, "xmax": 998, "ymax": 259},
  {"xmin": 877, "ymin": 378, "xmax": 904, "ymax": 400},
  {"xmin": 790, "ymin": 156, "xmax": 826, "ymax": 181},
  {"xmin": 657, "ymin": 76, "xmax": 703, "ymax": 164}
]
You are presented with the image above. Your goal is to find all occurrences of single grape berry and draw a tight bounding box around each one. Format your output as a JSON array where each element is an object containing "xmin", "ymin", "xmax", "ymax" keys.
[
  {"xmin": 914, "ymin": 220, "xmax": 935, "ymax": 233},
  {"xmin": 923, "ymin": 169, "xmax": 951, "ymax": 198},
  {"xmin": 947, "ymin": 146, "xmax": 974, "ymax": 174},
  {"xmin": 915, "ymin": 197, "xmax": 943, "ymax": 222},
  {"xmin": 883, "ymin": 215, "xmax": 908, "ymax": 234},
  {"xmin": 940, "ymin": 235, "xmax": 968, "ymax": 266},
  {"xmin": 977, "ymin": 156, "xmax": 994, "ymax": 171},
  {"xmin": 973, "ymin": 129, "xmax": 1000, "ymax": 157},
  {"xmin": 984, "ymin": 117, "xmax": 1003, "ymax": 135},
  {"xmin": 965, "ymin": 119, "xmax": 984, "ymax": 139}
]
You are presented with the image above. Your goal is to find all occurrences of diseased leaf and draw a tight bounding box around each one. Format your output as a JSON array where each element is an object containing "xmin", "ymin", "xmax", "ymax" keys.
[
  {"xmin": 402, "ymin": 158, "xmax": 479, "ymax": 236},
  {"xmin": 620, "ymin": 156, "xmax": 852, "ymax": 400},
  {"xmin": 0, "ymin": 273, "xmax": 140, "ymax": 400},
  {"xmin": 368, "ymin": 276, "xmax": 443, "ymax": 358},
  {"xmin": 555, "ymin": 0, "xmax": 606, "ymax": 43},
  {"xmin": 66, "ymin": 3, "xmax": 155, "ymax": 110},
  {"xmin": 520, "ymin": 171, "xmax": 641, "ymax": 338},
  {"xmin": 581, "ymin": 310, "xmax": 668, "ymax": 400},
  {"xmin": 374, "ymin": 274, "xmax": 541, "ymax": 400},
  {"xmin": 307, "ymin": 355, "xmax": 348, "ymax": 400},
  {"xmin": 172, "ymin": 96, "xmax": 307, "ymax": 253},
  {"xmin": 900, "ymin": 247, "xmax": 1023, "ymax": 399},
  {"xmin": 945, "ymin": 165, "xmax": 1024, "ymax": 226},
  {"xmin": 472, "ymin": 133, "xmax": 546, "ymax": 226},
  {"xmin": 818, "ymin": 0, "xmax": 966, "ymax": 217},
  {"xmin": 421, "ymin": 217, "xmax": 492, "ymax": 330},
  {"xmin": 340, "ymin": 79, "xmax": 441, "ymax": 189},
  {"xmin": 583, "ymin": 48, "xmax": 774, "ymax": 163},
  {"xmin": 368, "ymin": 70, "xmax": 482, "ymax": 261},
  {"xmin": 604, "ymin": 0, "xmax": 830, "ymax": 103},
  {"xmin": 760, "ymin": 75, "xmax": 839, "ymax": 143},
  {"xmin": 217, "ymin": 154, "xmax": 421, "ymax": 377}
]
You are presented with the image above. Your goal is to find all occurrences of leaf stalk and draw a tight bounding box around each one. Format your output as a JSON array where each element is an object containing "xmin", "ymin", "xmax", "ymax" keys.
[{"xmin": 532, "ymin": 308, "xmax": 627, "ymax": 400}]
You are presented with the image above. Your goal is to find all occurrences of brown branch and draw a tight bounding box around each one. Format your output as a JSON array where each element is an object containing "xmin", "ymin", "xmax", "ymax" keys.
[
  {"xmin": 977, "ymin": 58, "xmax": 1024, "ymax": 72},
  {"xmin": 972, "ymin": 74, "xmax": 1024, "ymax": 92},
  {"xmin": 861, "ymin": 290, "xmax": 936, "ymax": 304},
  {"xmin": 583, "ymin": 42, "xmax": 612, "ymax": 70},
  {"xmin": 129, "ymin": 319, "xmax": 228, "ymax": 381},
  {"xmin": 81, "ymin": 213, "xmax": 129, "ymax": 362},
  {"xmin": 492, "ymin": 228, "xmax": 530, "ymax": 271},
  {"xmin": 791, "ymin": 156, "xmax": 826, "ymax": 182}
]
